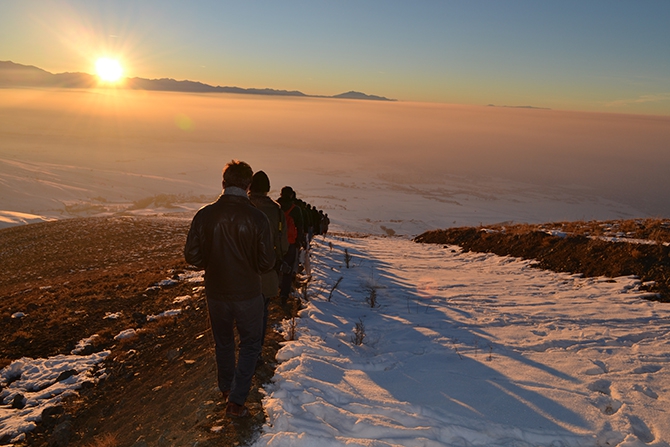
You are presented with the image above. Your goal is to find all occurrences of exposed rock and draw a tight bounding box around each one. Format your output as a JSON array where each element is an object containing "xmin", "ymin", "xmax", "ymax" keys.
[
  {"xmin": 48, "ymin": 418, "xmax": 73, "ymax": 447},
  {"xmin": 56, "ymin": 369, "xmax": 78, "ymax": 382},
  {"xmin": 11, "ymin": 393, "xmax": 26, "ymax": 409}
]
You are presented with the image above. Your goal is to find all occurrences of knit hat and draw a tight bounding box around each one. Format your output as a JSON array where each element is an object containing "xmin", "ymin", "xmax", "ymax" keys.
[
  {"xmin": 250, "ymin": 171, "xmax": 271, "ymax": 193},
  {"xmin": 280, "ymin": 186, "xmax": 295, "ymax": 199}
]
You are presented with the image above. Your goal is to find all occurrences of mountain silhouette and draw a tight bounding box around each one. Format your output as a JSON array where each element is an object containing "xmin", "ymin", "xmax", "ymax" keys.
[
  {"xmin": 0, "ymin": 61, "xmax": 394, "ymax": 101},
  {"xmin": 332, "ymin": 91, "xmax": 393, "ymax": 101}
]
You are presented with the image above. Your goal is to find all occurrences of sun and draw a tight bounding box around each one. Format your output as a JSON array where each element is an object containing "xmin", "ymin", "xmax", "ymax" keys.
[{"xmin": 95, "ymin": 58, "xmax": 123, "ymax": 83}]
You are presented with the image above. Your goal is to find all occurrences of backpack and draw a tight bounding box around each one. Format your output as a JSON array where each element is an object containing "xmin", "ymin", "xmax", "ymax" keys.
[{"xmin": 284, "ymin": 204, "xmax": 298, "ymax": 244}]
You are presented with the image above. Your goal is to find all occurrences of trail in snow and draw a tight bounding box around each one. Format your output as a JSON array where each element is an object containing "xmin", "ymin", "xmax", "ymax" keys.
[{"xmin": 255, "ymin": 236, "xmax": 670, "ymax": 447}]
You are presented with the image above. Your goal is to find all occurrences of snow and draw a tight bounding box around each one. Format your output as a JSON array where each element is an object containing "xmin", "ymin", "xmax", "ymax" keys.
[
  {"xmin": 173, "ymin": 295, "xmax": 192, "ymax": 304},
  {"xmin": 71, "ymin": 334, "xmax": 100, "ymax": 355},
  {"xmin": 113, "ymin": 329, "xmax": 139, "ymax": 340},
  {"xmin": 0, "ymin": 352, "xmax": 109, "ymax": 443},
  {"xmin": 153, "ymin": 279, "xmax": 179, "ymax": 287},
  {"xmin": 0, "ymin": 211, "xmax": 55, "ymax": 230},
  {"xmin": 253, "ymin": 236, "xmax": 670, "ymax": 446},
  {"xmin": 146, "ymin": 308, "xmax": 182, "ymax": 321}
]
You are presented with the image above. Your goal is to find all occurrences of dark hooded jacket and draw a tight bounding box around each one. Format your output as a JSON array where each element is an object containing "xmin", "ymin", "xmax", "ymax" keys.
[{"xmin": 184, "ymin": 193, "xmax": 276, "ymax": 301}]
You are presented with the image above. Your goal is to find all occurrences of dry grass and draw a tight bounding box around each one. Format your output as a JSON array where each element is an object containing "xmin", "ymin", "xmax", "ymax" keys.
[
  {"xmin": 84, "ymin": 433, "xmax": 118, "ymax": 447},
  {"xmin": 478, "ymin": 218, "xmax": 670, "ymax": 244}
]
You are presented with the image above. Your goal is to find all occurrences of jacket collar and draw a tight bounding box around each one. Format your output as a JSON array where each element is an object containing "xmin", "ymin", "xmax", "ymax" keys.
[
  {"xmin": 217, "ymin": 191, "xmax": 251, "ymax": 204},
  {"xmin": 223, "ymin": 186, "xmax": 249, "ymax": 197}
]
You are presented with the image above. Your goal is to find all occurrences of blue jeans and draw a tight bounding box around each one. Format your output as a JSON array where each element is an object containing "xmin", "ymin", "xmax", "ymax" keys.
[{"xmin": 207, "ymin": 295, "xmax": 264, "ymax": 405}]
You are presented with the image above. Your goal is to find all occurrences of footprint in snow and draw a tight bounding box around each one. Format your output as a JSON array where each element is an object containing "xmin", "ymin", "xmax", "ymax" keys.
[
  {"xmin": 584, "ymin": 359, "xmax": 608, "ymax": 375},
  {"xmin": 629, "ymin": 415, "xmax": 655, "ymax": 444},
  {"xmin": 590, "ymin": 395, "xmax": 622, "ymax": 416},
  {"xmin": 587, "ymin": 379, "xmax": 611, "ymax": 395},
  {"xmin": 632, "ymin": 384, "xmax": 659, "ymax": 399},
  {"xmin": 632, "ymin": 364, "xmax": 662, "ymax": 374}
]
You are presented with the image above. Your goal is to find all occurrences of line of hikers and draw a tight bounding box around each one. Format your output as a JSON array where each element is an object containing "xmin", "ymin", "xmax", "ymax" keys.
[
  {"xmin": 184, "ymin": 161, "xmax": 330, "ymax": 417},
  {"xmin": 248, "ymin": 171, "xmax": 329, "ymax": 310}
]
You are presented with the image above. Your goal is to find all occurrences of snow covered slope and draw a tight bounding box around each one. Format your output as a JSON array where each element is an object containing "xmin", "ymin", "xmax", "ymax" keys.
[{"xmin": 256, "ymin": 236, "xmax": 670, "ymax": 446}]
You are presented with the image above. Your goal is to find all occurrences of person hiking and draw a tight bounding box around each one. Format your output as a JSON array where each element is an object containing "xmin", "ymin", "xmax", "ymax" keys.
[
  {"xmin": 184, "ymin": 160, "xmax": 275, "ymax": 417},
  {"xmin": 248, "ymin": 170, "xmax": 289, "ymax": 351},
  {"xmin": 277, "ymin": 186, "xmax": 304, "ymax": 306}
]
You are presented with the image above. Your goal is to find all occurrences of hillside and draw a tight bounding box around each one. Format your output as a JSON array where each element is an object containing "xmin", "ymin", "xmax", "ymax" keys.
[
  {"xmin": 0, "ymin": 216, "xmax": 296, "ymax": 446},
  {"xmin": 2, "ymin": 216, "xmax": 670, "ymax": 445}
]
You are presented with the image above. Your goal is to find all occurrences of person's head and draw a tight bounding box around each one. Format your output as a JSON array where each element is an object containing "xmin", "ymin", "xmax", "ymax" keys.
[
  {"xmin": 222, "ymin": 160, "xmax": 253, "ymax": 190},
  {"xmin": 280, "ymin": 186, "xmax": 295, "ymax": 200},
  {"xmin": 249, "ymin": 171, "xmax": 271, "ymax": 194}
]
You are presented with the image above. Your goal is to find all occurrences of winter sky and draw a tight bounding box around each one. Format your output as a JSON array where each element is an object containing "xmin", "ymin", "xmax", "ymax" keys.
[{"xmin": 1, "ymin": 0, "xmax": 670, "ymax": 115}]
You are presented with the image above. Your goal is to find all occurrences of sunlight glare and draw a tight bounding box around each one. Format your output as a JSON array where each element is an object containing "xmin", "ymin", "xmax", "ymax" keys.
[{"xmin": 95, "ymin": 58, "xmax": 123, "ymax": 82}]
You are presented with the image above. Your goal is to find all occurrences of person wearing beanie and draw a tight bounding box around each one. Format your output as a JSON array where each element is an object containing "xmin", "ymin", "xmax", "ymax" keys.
[
  {"xmin": 277, "ymin": 186, "xmax": 304, "ymax": 306},
  {"xmin": 248, "ymin": 171, "xmax": 288, "ymax": 351}
]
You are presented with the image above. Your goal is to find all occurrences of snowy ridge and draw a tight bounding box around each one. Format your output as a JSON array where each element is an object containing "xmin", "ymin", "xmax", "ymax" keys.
[{"xmin": 256, "ymin": 236, "xmax": 670, "ymax": 446}]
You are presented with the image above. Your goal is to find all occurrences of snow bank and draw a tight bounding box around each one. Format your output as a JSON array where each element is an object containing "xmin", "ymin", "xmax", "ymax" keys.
[{"xmin": 255, "ymin": 236, "xmax": 670, "ymax": 446}]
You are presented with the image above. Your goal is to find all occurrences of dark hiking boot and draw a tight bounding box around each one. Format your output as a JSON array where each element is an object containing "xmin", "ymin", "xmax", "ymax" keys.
[
  {"xmin": 226, "ymin": 401, "xmax": 250, "ymax": 418},
  {"xmin": 256, "ymin": 355, "xmax": 265, "ymax": 370}
]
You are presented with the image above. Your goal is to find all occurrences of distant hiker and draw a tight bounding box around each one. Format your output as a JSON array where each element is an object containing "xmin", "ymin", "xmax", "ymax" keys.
[
  {"xmin": 297, "ymin": 199, "xmax": 313, "ymax": 243},
  {"xmin": 248, "ymin": 170, "xmax": 289, "ymax": 350},
  {"xmin": 320, "ymin": 211, "xmax": 330, "ymax": 236},
  {"xmin": 184, "ymin": 160, "xmax": 275, "ymax": 418},
  {"xmin": 312, "ymin": 206, "xmax": 322, "ymax": 236},
  {"xmin": 277, "ymin": 186, "xmax": 304, "ymax": 306}
]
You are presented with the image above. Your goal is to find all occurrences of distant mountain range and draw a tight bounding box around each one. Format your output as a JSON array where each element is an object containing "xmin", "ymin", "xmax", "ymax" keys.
[
  {"xmin": 0, "ymin": 61, "xmax": 395, "ymax": 101},
  {"xmin": 487, "ymin": 103, "xmax": 550, "ymax": 110}
]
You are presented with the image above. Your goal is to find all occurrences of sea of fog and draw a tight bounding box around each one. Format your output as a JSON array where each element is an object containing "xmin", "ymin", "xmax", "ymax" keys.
[{"xmin": 1, "ymin": 88, "xmax": 669, "ymax": 234}]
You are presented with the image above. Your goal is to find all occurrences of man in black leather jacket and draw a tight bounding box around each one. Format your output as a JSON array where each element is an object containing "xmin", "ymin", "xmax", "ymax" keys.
[{"xmin": 184, "ymin": 160, "xmax": 275, "ymax": 417}]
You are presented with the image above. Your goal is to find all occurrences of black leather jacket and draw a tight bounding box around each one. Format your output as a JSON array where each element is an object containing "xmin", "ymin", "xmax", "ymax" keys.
[{"xmin": 184, "ymin": 193, "xmax": 276, "ymax": 301}]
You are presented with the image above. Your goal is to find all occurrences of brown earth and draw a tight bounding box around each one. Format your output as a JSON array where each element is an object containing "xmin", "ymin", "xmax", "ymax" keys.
[
  {"xmin": 0, "ymin": 216, "xmax": 299, "ymax": 447},
  {"xmin": 3, "ymin": 216, "xmax": 670, "ymax": 447}
]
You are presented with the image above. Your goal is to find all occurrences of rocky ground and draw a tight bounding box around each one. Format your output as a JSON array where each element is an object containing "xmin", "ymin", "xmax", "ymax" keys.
[
  {"xmin": 2, "ymin": 216, "xmax": 670, "ymax": 446},
  {"xmin": 0, "ymin": 216, "xmax": 298, "ymax": 447}
]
